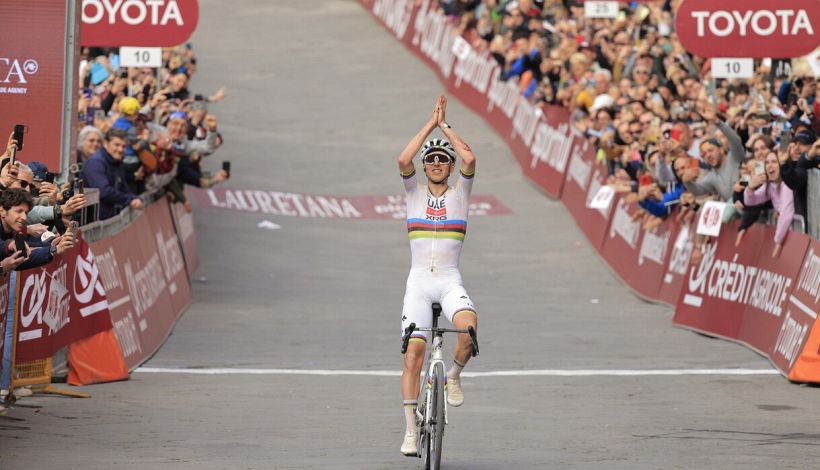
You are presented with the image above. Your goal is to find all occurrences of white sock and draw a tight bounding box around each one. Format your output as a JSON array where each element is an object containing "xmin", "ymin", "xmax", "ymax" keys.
[
  {"xmin": 448, "ymin": 359, "xmax": 465, "ymax": 380},
  {"xmin": 403, "ymin": 400, "xmax": 417, "ymax": 433}
]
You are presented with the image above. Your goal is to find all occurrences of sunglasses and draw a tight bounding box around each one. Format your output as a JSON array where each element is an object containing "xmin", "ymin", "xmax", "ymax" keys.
[
  {"xmin": 422, "ymin": 153, "xmax": 454, "ymax": 165},
  {"xmin": 15, "ymin": 179, "xmax": 30, "ymax": 189}
]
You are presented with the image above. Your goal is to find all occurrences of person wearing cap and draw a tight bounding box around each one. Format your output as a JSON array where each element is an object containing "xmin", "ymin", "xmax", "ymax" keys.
[
  {"xmin": 780, "ymin": 129, "xmax": 819, "ymax": 222},
  {"xmin": 397, "ymin": 95, "xmax": 478, "ymax": 457}
]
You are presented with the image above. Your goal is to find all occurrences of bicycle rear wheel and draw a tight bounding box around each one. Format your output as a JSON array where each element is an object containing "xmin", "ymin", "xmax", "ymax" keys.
[{"xmin": 426, "ymin": 362, "xmax": 445, "ymax": 470}]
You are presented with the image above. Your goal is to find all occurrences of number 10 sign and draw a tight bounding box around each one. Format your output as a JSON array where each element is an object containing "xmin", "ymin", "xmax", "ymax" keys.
[
  {"xmin": 711, "ymin": 58, "xmax": 754, "ymax": 79},
  {"xmin": 119, "ymin": 47, "xmax": 162, "ymax": 68}
]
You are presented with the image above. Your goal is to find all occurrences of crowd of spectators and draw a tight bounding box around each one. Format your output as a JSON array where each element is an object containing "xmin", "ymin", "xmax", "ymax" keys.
[
  {"xmin": 441, "ymin": 0, "xmax": 819, "ymax": 257},
  {"xmin": 75, "ymin": 43, "xmax": 230, "ymax": 218},
  {"xmin": 0, "ymin": 42, "xmax": 232, "ymax": 409}
]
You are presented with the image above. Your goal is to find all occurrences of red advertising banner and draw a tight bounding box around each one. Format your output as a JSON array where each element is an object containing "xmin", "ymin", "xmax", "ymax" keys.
[
  {"xmin": 599, "ymin": 197, "xmax": 643, "ymax": 284},
  {"xmin": 80, "ymin": 0, "xmax": 199, "ymax": 47},
  {"xmin": 146, "ymin": 199, "xmax": 191, "ymax": 318},
  {"xmin": 674, "ymin": 223, "xmax": 764, "ymax": 340},
  {"xmin": 170, "ymin": 201, "xmax": 198, "ymax": 280},
  {"xmin": 630, "ymin": 217, "xmax": 679, "ymax": 303},
  {"xmin": 785, "ymin": 239, "xmax": 820, "ymax": 382},
  {"xmin": 15, "ymin": 237, "xmax": 113, "ymax": 361},
  {"xmin": 657, "ymin": 221, "xmax": 696, "ymax": 305},
  {"xmin": 561, "ymin": 149, "xmax": 612, "ymax": 251},
  {"xmin": 675, "ymin": 0, "xmax": 820, "ymax": 58},
  {"xmin": 738, "ymin": 229, "xmax": 810, "ymax": 363},
  {"xmin": 192, "ymin": 188, "xmax": 512, "ymax": 220},
  {"xmin": 0, "ymin": 0, "xmax": 75, "ymax": 172},
  {"xmin": 89, "ymin": 200, "xmax": 180, "ymax": 370}
]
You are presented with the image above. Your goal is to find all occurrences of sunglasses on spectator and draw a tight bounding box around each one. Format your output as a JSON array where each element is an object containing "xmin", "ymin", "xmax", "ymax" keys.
[
  {"xmin": 422, "ymin": 153, "xmax": 454, "ymax": 165},
  {"xmin": 15, "ymin": 179, "xmax": 30, "ymax": 189}
]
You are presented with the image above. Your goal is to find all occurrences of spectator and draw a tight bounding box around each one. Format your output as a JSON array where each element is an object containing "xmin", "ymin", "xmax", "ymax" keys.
[
  {"xmin": 780, "ymin": 130, "xmax": 818, "ymax": 222},
  {"xmin": 81, "ymin": 129, "xmax": 144, "ymax": 220},
  {"xmin": 77, "ymin": 126, "xmax": 104, "ymax": 164},
  {"xmin": 742, "ymin": 152, "xmax": 795, "ymax": 257}
]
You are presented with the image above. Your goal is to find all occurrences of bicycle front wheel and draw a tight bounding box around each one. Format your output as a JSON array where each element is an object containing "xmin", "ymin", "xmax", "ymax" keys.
[{"xmin": 427, "ymin": 362, "xmax": 445, "ymax": 470}]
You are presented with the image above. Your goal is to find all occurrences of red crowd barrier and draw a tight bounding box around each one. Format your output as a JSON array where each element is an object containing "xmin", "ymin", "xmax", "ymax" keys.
[
  {"xmin": 7, "ymin": 198, "xmax": 196, "ymax": 385},
  {"xmin": 361, "ymin": 0, "xmax": 820, "ymax": 382}
]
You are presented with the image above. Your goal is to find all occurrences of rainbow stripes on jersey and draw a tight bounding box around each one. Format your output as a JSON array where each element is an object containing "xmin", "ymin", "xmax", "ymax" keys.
[{"xmin": 407, "ymin": 218, "xmax": 467, "ymax": 241}]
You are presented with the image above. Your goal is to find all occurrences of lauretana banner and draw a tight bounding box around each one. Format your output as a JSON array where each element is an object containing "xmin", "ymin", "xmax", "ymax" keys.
[
  {"xmin": 361, "ymin": 0, "xmax": 820, "ymax": 382},
  {"xmin": 15, "ymin": 236, "xmax": 113, "ymax": 362}
]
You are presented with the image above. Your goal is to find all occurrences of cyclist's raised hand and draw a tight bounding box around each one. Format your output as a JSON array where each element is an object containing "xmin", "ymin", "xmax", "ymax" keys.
[
  {"xmin": 430, "ymin": 95, "xmax": 443, "ymax": 125},
  {"xmin": 437, "ymin": 95, "xmax": 447, "ymax": 126}
]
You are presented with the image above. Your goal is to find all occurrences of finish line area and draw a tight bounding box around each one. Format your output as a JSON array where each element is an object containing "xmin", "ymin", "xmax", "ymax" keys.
[{"xmin": 135, "ymin": 367, "xmax": 780, "ymax": 377}]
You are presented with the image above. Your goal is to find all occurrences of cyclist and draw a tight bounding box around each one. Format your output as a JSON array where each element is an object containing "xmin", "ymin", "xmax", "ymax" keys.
[{"xmin": 398, "ymin": 95, "xmax": 478, "ymax": 456}]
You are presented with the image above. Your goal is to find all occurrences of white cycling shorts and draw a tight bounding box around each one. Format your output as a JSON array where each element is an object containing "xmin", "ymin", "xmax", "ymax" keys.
[{"xmin": 400, "ymin": 267, "xmax": 476, "ymax": 343}]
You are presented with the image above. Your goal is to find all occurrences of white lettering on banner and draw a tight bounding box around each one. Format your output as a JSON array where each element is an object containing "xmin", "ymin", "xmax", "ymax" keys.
[
  {"xmin": 74, "ymin": 250, "xmax": 109, "ymax": 317},
  {"xmin": 687, "ymin": 245, "xmax": 793, "ymax": 317},
  {"xmin": 639, "ymin": 228, "xmax": 670, "ymax": 266},
  {"xmin": 95, "ymin": 247, "xmax": 124, "ymax": 292},
  {"xmin": 372, "ymin": 0, "xmax": 414, "ymax": 40},
  {"xmin": 796, "ymin": 247, "xmax": 820, "ymax": 304},
  {"xmin": 0, "ymin": 58, "xmax": 38, "ymax": 85},
  {"xmin": 82, "ymin": 0, "xmax": 184, "ymax": 26},
  {"xmin": 567, "ymin": 146, "xmax": 591, "ymax": 189},
  {"xmin": 666, "ymin": 226, "xmax": 693, "ymax": 282},
  {"xmin": 206, "ymin": 190, "xmax": 362, "ymax": 219},
  {"xmin": 42, "ymin": 265, "xmax": 71, "ymax": 335},
  {"xmin": 530, "ymin": 123, "xmax": 575, "ymax": 173},
  {"xmin": 486, "ymin": 71, "xmax": 518, "ymax": 117},
  {"xmin": 20, "ymin": 273, "xmax": 47, "ymax": 331},
  {"xmin": 156, "ymin": 229, "xmax": 185, "ymax": 282},
  {"xmin": 176, "ymin": 206, "xmax": 195, "ymax": 242},
  {"xmin": 113, "ymin": 311, "xmax": 142, "ymax": 359},
  {"xmin": 691, "ymin": 10, "xmax": 813, "ymax": 38},
  {"xmin": 585, "ymin": 170, "xmax": 608, "ymax": 217},
  {"xmin": 512, "ymin": 99, "xmax": 539, "ymax": 147},
  {"xmin": 412, "ymin": 0, "xmax": 457, "ymax": 78},
  {"xmin": 774, "ymin": 311, "xmax": 809, "ymax": 367},
  {"xmin": 125, "ymin": 254, "xmax": 167, "ymax": 318},
  {"xmin": 453, "ymin": 48, "xmax": 497, "ymax": 94},
  {"xmin": 609, "ymin": 199, "xmax": 640, "ymax": 249}
]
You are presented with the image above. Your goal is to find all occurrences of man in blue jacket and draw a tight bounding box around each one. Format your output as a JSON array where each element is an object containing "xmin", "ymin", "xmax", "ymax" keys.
[{"xmin": 81, "ymin": 129, "xmax": 144, "ymax": 220}]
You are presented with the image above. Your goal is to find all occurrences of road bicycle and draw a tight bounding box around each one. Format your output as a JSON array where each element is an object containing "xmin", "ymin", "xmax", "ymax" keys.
[{"xmin": 401, "ymin": 303, "xmax": 478, "ymax": 470}]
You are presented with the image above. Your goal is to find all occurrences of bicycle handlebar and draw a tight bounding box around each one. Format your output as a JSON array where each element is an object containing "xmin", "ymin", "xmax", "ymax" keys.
[
  {"xmin": 401, "ymin": 323, "xmax": 480, "ymax": 357},
  {"xmin": 401, "ymin": 323, "xmax": 416, "ymax": 354}
]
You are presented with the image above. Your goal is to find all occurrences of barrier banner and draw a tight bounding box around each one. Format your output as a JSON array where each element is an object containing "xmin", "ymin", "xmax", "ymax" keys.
[
  {"xmin": 561, "ymin": 149, "xmax": 612, "ymax": 251},
  {"xmin": 90, "ymin": 207, "xmax": 178, "ymax": 370},
  {"xmin": 170, "ymin": 201, "xmax": 198, "ymax": 280},
  {"xmin": 657, "ymin": 221, "xmax": 696, "ymax": 305},
  {"xmin": 782, "ymin": 238, "xmax": 820, "ymax": 381},
  {"xmin": 674, "ymin": 223, "xmax": 764, "ymax": 339},
  {"xmin": 630, "ymin": 217, "xmax": 678, "ymax": 302},
  {"xmin": 738, "ymin": 229, "xmax": 810, "ymax": 361},
  {"xmin": 15, "ymin": 237, "xmax": 113, "ymax": 361},
  {"xmin": 599, "ymin": 197, "xmax": 643, "ymax": 285},
  {"xmin": 146, "ymin": 199, "xmax": 191, "ymax": 318}
]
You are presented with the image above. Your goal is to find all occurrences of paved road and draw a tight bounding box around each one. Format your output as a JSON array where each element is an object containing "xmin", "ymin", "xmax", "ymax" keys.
[{"xmin": 2, "ymin": 1, "xmax": 819, "ymax": 468}]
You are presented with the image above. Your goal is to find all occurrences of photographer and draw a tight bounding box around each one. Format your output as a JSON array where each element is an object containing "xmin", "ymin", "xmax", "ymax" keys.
[{"xmin": 780, "ymin": 130, "xmax": 819, "ymax": 223}]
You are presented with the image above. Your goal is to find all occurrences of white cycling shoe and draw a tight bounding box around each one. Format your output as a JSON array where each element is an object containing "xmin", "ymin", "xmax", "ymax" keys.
[
  {"xmin": 447, "ymin": 377, "xmax": 464, "ymax": 407},
  {"xmin": 401, "ymin": 430, "xmax": 419, "ymax": 456}
]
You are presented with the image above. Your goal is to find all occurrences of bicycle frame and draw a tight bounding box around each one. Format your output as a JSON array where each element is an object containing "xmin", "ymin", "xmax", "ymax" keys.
[{"xmin": 419, "ymin": 326, "xmax": 449, "ymax": 429}]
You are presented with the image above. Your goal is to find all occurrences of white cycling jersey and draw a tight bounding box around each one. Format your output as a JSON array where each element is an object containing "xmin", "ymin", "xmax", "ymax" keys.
[
  {"xmin": 401, "ymin": 166, "xmax": 474, "ymax": 270},
  {"xmin": 400, "ymin": 165, "xmax": 476, "ymax": 342}
]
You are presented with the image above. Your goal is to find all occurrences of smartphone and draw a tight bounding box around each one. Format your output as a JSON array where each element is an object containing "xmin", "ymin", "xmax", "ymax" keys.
[
  {"xmin": 13, "ymin": 233, "xmax": 26, "ymax": 254},
  {"xmin": 754, "ymin": 161, "xmax": 765, "ymax": 175},
  {"xmin": 74, "ymin": 178, "xmax": 85, "ymax": 195},
  {"xmin": 119, "ymin": 68, "xmax": 128, "ymax": 79},
  {"xmin": 13, "ymin": 124, "xmax": 25, "ymax": 151},
  {"xmin": 44, "ymin": 172, "xmax": 55, "ymax": 183},
  {"xmin": 780, "ymin": 130, "xmax": 793, "ymax": 152},
  {"xmin": 82, "ymin": 87, "xmax": 92, "ymax": 98},
  {"xmin": 639, "ymin": 174, "xmax": 653, "ymax": 186},
  {"xmin": 222, "ymin": 161, "xmax": 231, "ymax": 175}
]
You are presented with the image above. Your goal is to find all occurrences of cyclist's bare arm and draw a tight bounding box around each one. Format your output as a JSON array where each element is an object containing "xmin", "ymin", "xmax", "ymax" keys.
[
  {"xmin": 437, "ymin": 95, "xmax": 476, "ymax": 175},
  {"xmin": 398, "ymin": 95, "xmax": 445, "ymax": 174}
]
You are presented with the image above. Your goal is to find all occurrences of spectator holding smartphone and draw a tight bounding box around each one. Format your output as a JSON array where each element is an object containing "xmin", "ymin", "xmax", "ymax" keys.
[
  {"xmin": 743, "ymin": 152, "xmax": 795, "ymax": 257},
  {"xmin": 780, "ymin": 130, "xmax": 818, "ymax": 223}
]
